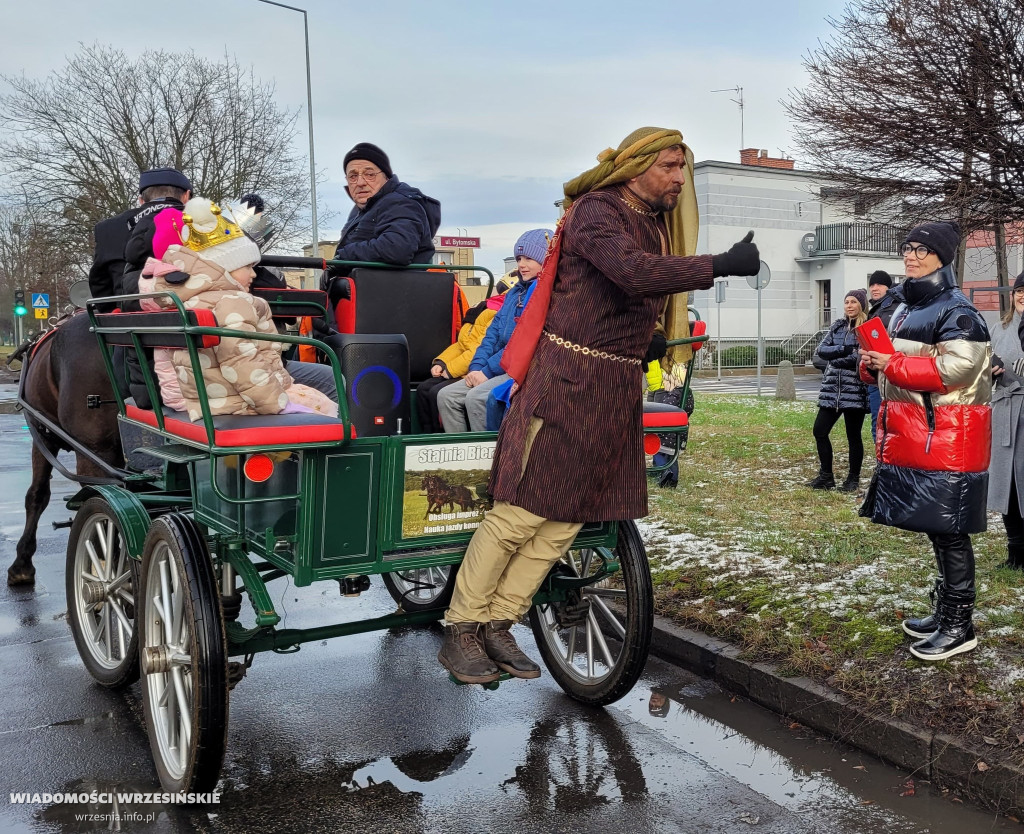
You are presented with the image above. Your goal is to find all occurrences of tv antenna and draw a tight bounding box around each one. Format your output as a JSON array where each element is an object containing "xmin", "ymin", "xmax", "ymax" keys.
[{"xmin": 711, "ymin": 86, "xmax": 744, "ymax": 151}]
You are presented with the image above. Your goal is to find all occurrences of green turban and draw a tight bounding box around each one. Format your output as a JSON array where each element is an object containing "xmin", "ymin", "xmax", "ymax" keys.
[{"xmin": 563, "ymin": 126, "xmax": 700, "ymax": 367}]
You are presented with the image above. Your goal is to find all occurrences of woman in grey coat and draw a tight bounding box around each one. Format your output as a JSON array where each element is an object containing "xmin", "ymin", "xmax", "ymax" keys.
[{"xmin": 989, "ymin": 272, "xmax": 1024, "ymax": 569}]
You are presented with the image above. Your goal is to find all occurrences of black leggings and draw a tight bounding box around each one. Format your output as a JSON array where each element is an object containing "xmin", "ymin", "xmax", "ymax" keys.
[{"xmin": 813, "ymin": 407, "xmax": 865, "ymax": 476}]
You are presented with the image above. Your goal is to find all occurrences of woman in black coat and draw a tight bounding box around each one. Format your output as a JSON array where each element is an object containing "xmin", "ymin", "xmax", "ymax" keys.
[{"xmin": 808, "ymin": 289, "xmax": 869, "ymax": 491}]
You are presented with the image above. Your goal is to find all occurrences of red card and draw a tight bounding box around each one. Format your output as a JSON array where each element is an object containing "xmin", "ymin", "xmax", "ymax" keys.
[{"xmin": 855, "ymin": 320, "xmax": 896, "ymax": 353}]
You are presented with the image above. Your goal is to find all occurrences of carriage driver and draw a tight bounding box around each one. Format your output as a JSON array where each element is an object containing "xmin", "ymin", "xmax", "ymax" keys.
[{"xmin": 437, "ymin": 127, "xmax": 761, "ymax": 684}]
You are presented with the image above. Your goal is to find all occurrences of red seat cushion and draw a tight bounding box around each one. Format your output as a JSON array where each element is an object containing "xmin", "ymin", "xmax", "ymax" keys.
[
  {"xmin": 125, "ymin": 404, "xmax": 345, "ymax": 446},
  {"xmin": 642, "ymin": 400, "xmax": 688, "ymax": 429}
]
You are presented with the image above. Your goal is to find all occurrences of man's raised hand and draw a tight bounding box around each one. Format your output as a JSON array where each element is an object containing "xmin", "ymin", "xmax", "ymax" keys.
[{"xmin": 712, "ymin": 230, "xmax": 760, "ymax": 277}]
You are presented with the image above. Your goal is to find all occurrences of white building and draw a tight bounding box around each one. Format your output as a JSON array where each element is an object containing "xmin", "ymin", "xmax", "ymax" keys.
[{"xmin": 689, "ymin": 150, "xmax": 906, "ymax": 358}]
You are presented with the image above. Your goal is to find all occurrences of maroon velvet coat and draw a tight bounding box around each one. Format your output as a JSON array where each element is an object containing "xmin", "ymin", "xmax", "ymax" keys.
[{"xmin": 489, "ymin": 186, "xmax": 714, "ymax": 521}]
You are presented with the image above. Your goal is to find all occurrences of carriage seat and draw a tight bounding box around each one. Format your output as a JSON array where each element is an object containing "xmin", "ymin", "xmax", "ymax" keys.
[
  {"xmin": 124, "ymin": 400, "xmax": 347, "ymax": 447},
  {"xmin": 642, "ymin": 400, "xmax": 688, "ymax": 430}
]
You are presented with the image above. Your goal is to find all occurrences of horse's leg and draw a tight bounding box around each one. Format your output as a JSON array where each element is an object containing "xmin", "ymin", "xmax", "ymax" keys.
[{"xmin": 9, "ymin": 439, "xmax": 57, "ymax": 586}]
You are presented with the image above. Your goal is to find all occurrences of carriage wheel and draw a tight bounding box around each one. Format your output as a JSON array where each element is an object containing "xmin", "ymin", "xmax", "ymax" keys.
[
  {"xmin": 529, "ymin": 520, "xmax": 653, "ymax": 707},
  {"xmin": 139, "ymin": 514, "xmax": 228, "ymax": 793},
  {"xmin": 65, "ymin": 497, "xmax": 141, "ymax": 688},
  {"xmin": 382, "ymin": 565, "xmax": 458, "ymax": 612}
]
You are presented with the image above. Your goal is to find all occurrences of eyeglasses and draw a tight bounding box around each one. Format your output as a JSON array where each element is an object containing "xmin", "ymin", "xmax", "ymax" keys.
[
  {"xmin": 346, "ymin": 168, "xmax": 384, "ymax": 184},
  {"xmin": 901, "ymin": 243, "xmax": 934, "ymax": 259},
  {"xmin": 1013, "ymin": 289, "xmax": 1024, "ymax": 296}
]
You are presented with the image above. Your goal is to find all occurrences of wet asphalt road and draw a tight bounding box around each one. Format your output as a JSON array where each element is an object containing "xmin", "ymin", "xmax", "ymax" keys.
[{"xmin": 0, "ymin": 414, "xmax": 1017, "ymax": 834}]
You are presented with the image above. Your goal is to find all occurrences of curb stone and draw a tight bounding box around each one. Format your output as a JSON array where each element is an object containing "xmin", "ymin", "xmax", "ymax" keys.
[
  {"xmin": 649, "ymin": 612, "xmax": 1024, "ymax": 816},
  {"xmin": 0, "ymin": 400, "xmax": 19, "ymax": 415}
]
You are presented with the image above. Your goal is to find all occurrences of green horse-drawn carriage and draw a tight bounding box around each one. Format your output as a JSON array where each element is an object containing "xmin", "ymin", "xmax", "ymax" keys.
[{"xmin": 47, "ymin": 260, "xmax": 704, "ymax": 793}]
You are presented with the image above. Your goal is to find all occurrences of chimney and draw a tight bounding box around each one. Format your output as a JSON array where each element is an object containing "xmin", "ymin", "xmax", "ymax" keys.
[{"xmin": 738, "ymin": 147, "xmax": 794, "ymax": 170}]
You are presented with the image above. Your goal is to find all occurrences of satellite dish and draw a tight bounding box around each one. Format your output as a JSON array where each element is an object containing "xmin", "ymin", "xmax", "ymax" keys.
[
  {"xmin": 69, "ymin": 280, "xmax": 92, "ymax": 309},
  {"xmin": 800, "ymin": 232, "xmax": 816, "ymax": 255}
]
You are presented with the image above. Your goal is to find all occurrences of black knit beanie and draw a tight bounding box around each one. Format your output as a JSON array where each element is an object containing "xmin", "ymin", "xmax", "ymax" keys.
[
  {"xmin": 903, "ymin": 221, "xmax": 961, "ymax": 266},
  {"xmin": 1013, "ymin": 271, "xmax": 1024, "ymax": 291},
  {"xmin": 343, "ymin": 143, "xmax": 393, "ymax": 179},
  {"xmin": 868, "ymin": 270, "xmax": 892, "ymax": 288}
]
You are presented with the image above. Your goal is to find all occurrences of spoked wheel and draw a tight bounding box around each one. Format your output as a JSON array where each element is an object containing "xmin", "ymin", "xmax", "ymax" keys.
[
  {"xmin": 529, "ymin": 520, "xmax": 653, "ymax": 706},
  {"xmin": 382, "ymin": 564, "xmax": 458, "ymax": 612},
  {"xmin": 139, "ymin": 514, "xmax": 227, "ymax": 793},
  {"xmin": 65, "ymin": 497, "xmax": 141, "ymax": 688}
]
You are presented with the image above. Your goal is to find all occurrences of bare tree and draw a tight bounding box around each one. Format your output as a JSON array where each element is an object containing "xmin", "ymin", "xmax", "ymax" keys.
[
  {"xmin": 0, "ymin": 45, "xmax": 315, "ymax": 266},
  {"xmin": 787, "ymin": 0, "xmax": 1024, "ymax": 295}
]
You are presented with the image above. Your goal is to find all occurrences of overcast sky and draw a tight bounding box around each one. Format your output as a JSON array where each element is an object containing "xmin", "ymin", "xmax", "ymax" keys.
[{"xmin": 1, "ymin": 0, "xmax": 848, "ymax": 275}]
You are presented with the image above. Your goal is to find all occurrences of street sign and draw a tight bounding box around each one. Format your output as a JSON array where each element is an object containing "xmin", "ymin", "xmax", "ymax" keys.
[
  {"xmin": 746, "ymin": 261, "xmax": 771, "ymax": 290},
  {"xmin": 32, "ymin": 293, "xmax": 49, "ymax": 308},
  {"xmin": 439, "ymin": 236, "xmax": 480, "ymax": 248},
  {"xmin": 35, "ymin": 308, "xmax": 48, "ymax": 319}
]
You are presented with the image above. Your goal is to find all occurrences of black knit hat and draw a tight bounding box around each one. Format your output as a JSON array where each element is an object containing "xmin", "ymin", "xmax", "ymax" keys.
[
  {"xmin": 343, "ymin": 142, "xmax": 393, "ymax": 179},
  {"xmin": 1013, "ymin": 271, "xmax": 1024, "ymax": 291},
  {"xmin": 868, "ymin": 270, "xmax": 892, "ymax": 288},
  {"xmin": 903, "ymin": 221, "xmax": 961, "ymax": 266}
]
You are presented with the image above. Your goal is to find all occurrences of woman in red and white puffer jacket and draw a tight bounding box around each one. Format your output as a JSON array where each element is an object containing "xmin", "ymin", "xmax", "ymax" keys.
[{"xmin": 860, "ymin": 221, "xmax": 991, "ymax": 662}]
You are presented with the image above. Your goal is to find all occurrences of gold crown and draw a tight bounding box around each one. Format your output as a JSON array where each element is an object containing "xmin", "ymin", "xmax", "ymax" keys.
[{"xmin": 177, "ymin": 201, "xmax": 244, "ymax": 253}]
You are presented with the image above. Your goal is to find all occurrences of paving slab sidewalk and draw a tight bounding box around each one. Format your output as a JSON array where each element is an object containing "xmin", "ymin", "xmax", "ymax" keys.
[{"xmin": 650, "ymin": 613, "xmax": 1024, "ymax": 818}]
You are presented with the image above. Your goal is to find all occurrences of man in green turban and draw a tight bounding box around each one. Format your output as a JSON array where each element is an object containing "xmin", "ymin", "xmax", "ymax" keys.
[{"xmin": 438, "ymin": 127, "xmax": 760, "ymax": 685}]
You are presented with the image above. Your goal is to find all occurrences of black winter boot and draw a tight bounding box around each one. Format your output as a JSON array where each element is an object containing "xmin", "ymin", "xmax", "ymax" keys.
[
  {"xmin": 838, "ymin": 473, "xmax": 860, "ymax": 493},
  {"xmin": 909, "ymin": 590, "xmax": 977, "ymax": 661},
  {"xmin": 438, "ymin": 622, "xmax": 500, "ymax": 684},
  {"xmin": 483, "ymin": 620, "xmax": 541, "ymax": 679},
  {"xmin": 1005, "ymin": 543, "xmax": 1024, "ymax": 571},
  {"xmin": 902, "ymin": 577, "xmax": 942, "ymax": 639},
  {"xmin": 806, "ymin": 471, "xmax": 835, "ymax": 490}
]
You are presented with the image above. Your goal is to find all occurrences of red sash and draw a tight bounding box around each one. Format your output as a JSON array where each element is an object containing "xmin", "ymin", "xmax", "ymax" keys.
[{"xmin": 500, "ymin": 214, "xmax": 567, "ymax": 384}]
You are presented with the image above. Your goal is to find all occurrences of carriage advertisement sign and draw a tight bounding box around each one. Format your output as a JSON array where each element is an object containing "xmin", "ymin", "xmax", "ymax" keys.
[{"xmin": 400, "ymin": 440, "xmax": 495, "ymax": 539}]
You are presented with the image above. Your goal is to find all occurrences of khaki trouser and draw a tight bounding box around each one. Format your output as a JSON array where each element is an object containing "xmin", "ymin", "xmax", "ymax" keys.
[{"xmin": 445, "ymin": 417, "xmax": 584, "ymax": 623}]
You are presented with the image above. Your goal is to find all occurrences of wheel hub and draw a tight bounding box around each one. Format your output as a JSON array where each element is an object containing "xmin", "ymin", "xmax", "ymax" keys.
[{"xmin": 81, "ymin": 579, "xmax": 108, "ymax": 607}]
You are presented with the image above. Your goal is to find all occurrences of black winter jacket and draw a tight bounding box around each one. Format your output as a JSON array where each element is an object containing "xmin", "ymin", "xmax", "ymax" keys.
[
  {"xmin": 816, "ymin": 318, "xmax": 868, "ymax": 411},
  {"xmin": 866, "ymin": 284, "xmax": 905, "ymax": 331},
  {"xmin": 330, "ymin": 177, "xmax": 441, "ymax": 272}
]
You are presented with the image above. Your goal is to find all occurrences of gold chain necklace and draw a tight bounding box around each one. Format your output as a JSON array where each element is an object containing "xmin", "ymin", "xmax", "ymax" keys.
[{"xmin": 619, "ymin": 189, "xmax": 657, "ymax": 218}]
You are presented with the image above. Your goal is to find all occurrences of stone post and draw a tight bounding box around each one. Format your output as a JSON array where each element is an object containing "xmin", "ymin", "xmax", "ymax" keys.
[{"xmin": 775, "ymin": 360, "xmax": 796, "ymax": 401}]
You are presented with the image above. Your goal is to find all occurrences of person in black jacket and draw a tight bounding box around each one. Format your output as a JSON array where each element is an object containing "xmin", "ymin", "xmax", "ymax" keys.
[
  {"xmin": 89, "ymin": 167, "xmax": 192, "ymax": 313},
  {"xmin": 321, "ymin": 143, "xmax": 441, "ymax": 310},
  {"xmin": 89, "ymin": 167, "xmax": 191, "ymax": 401},
  {"xmin": 864, "ymin": 271, "xmax": 903, "ymax": 439},
  {"xmin": 808, "ymin": 289, "xmax": 870, "ymax": 491}
]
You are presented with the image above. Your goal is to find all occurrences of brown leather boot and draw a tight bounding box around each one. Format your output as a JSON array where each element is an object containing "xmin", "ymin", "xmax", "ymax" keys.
[
  {"xmin": 484, "ymin": 620, "xmax": 541, "ymax": 679},
  {"xmin": 438, "ymin": 622, "xmax": 500, "ymax": 684}
]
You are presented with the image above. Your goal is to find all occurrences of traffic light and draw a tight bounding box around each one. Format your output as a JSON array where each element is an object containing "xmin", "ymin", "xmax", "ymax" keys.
[{"xmin": 13, "ymin": 289, "xmax": 26, "ymax": 317}]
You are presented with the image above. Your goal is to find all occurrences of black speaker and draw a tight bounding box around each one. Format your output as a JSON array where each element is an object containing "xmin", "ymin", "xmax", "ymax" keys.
[
  {"xmin": 344, "ymin": 268, "xmax": 458, "ymax": 383},
  {"xmin": 324, "ymin": 334, "xmax": 411, "ymax": 437}
]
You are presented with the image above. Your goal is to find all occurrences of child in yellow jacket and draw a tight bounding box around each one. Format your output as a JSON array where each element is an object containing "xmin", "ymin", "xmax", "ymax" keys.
[{"xmin": 415, "ymin": 278, "xmax": 513, "ymax": 432}]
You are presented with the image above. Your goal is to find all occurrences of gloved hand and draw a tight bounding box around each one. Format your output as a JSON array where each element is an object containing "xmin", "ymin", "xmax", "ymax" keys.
[
  {"xmin": 712, "ymin": 231, "xmax": 760, "ymax": 278},
  {"xmin": 644, "ymin": 332, "xmax": 668, "ymax": 364},
  {"xmin": 326, "ymin": 277, "xmax": 351, "ymax": 309},
  {"xmin": 839, "ymin": 343, "xmax": 855, "ymax": 357},
  {"xmin": 311, "ymin": 316, "xmax": 337, "ymax": 341}
]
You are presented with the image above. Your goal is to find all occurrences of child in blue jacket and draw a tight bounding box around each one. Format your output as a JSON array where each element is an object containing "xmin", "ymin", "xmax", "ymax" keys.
[{"xmin": 437, "ymin": 229, "xmax": 549, "ymax": 432}]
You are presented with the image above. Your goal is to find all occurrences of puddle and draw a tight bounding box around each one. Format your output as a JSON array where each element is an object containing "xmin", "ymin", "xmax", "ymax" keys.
[{"xmin": 619, "ymin": 679, "xmax": 1020, "ymax": 833}]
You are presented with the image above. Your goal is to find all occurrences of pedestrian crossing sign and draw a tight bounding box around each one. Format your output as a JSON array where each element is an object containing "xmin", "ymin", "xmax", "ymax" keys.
[
  {"xmin": 35, "ymin": 308, "xmax": 48, "ymax": 319},
  {"xmin": 32, "ymin": 293, "xmax": 49, "ymax": 308}
]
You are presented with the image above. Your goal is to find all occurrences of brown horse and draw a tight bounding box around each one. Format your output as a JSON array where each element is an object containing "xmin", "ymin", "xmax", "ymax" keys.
[
  {"xmin": 421, "ymin": 473, "xmax": 455, "ymax": 518},
  {"xmin": 8, "ymin": 312, "xmax": 124, "ymax": 585}
]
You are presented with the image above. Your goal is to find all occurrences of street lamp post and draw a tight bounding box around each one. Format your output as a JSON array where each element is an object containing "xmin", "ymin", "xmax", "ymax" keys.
[{"xmin": 257, "ymin": 0, "xmax": 319, "ymax": 284}]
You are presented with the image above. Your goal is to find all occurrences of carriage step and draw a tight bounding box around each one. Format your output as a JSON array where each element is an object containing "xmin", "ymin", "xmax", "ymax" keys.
[
  {"xmin": 448, "ymin": 672, "xmax": 512, "ymax": 690},
  {"xmin": 52, "ymin": 518, "xmax": 74, "ymax": 530},
  {"xmin": 133, "ymin": 443, "xmax": 207, "ymax": 464}
]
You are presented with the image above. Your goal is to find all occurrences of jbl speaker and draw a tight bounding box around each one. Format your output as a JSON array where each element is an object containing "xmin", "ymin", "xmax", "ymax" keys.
[{"xmin": 324, "ymin": 333, "xmax": 411, "ymax": 437}]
